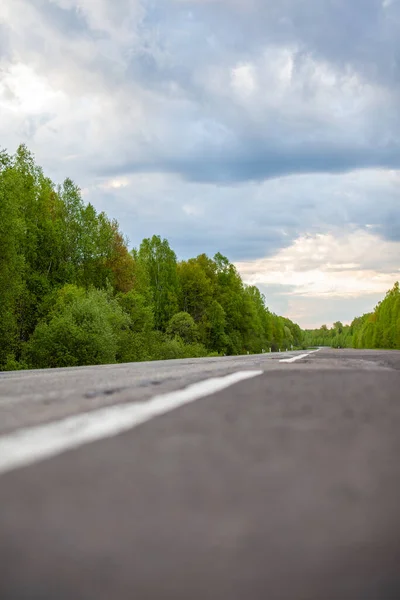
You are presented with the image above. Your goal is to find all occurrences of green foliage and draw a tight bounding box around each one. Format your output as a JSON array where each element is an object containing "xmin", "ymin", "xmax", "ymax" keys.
[
  {"xmin": 24, "ymin": 287, "xmax": 130, "ymax": 368},
  {"xmin": 154, "ymin": 337, "xmax": 208, "ymax": 361},
  {"xmin": 304, "ymin": 283, "xmax": 400, "ymax": 350},
  {"xmin": 117, "ymin": 290, "xmax": 154, "ymax": 333},
  {"xmin": 136, "ymin": 235, "xmax": 179, "ymax": 330},
  {"xmin": 167, "ymin": 312, "xmax": 199, "ymax": 343},
  {"xmin": 117, "ymin": 331, "xmax": 159, "ymax": 363},
  {"xmin": 3, "ymin": 354, "xmax": 28, "ymax": 371},
  {"xmin": 202, "ymin": 300, "xmax": 228, "ymax": 353},
  {"xmin": 0, "ymin": 148, "xmax": 26, "ymax": 363},
  {"xmin": 177, "ymin": 258, "xmax": 213, "ymax": 321}
]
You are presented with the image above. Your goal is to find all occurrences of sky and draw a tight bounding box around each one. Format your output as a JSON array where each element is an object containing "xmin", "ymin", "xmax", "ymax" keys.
[{"xmin": 1, "ymin": 0, "xmax": 399, "ymax": 328}]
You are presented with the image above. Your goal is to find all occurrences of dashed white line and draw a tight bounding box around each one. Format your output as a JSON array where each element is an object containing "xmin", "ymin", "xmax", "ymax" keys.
[
  {"xmin": 279, "ymin": 349, "xmax": 320, "ymax": 364},
  {"xmin": 0, "ymin": 370, "xmax": 262, "ymax": 476}
]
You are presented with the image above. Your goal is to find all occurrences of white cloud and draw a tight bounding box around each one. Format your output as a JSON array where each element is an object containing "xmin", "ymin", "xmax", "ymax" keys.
[
  {"xmin": 236, "ymin": 230, "xmax": 400, "ymax": 298},
  {"xmin": 182, "ymin": 203, "xmax": 203, "ymax": 216},
  {"xmin": 231, "ymin": 62, "xmax": 257, "ymax": 96},
  {"xmin": 0, "ymin": 63, "xmax": 65, "ymax": 114},
  {"xmin": 99, "ymin": 177, "xmax": 130, "ymax": 190}
]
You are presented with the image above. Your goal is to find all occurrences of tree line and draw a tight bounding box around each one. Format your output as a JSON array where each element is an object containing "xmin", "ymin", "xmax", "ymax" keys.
[
  {"xmin": 0, "ymin": 145, "xmax": 304, "ymax": 371},
  {"xmin": 304, "ymin": 282, "xmax": 400, "ymax": 350}
]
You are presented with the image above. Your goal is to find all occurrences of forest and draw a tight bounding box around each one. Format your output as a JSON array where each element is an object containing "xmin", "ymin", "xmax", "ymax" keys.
[
  {"xmin": 304, "ymin": 282, "xmax": 400, "ymax": 350},
  {"xmin": 0, "ymin": 145, "xmax": 304, "ymax": 371}
]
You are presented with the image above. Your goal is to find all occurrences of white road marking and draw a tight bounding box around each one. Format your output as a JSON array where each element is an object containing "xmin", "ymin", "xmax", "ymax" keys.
[
  {"xmin": 0, "ymin": 370, "xmax": 262, "ymax": 476},
  {"xmin": 279, "ymin": 349, "xmax": 320, "ymax": 363}
]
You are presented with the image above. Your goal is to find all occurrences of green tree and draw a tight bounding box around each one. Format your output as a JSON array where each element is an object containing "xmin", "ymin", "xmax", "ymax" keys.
[
  {"xmin": 0, "ymin": 149, "xmax": 25, "ymax": 366},
  {"xmin": 201, "ymin": 300, "xmax": 228, "ymax": 353},
  {"xmin": 177, "ymin": 259, "xmax": 213, "ymax": 322},
  {"xmin": 167, "ymin": 311, "xmax": 199, "ymax": 343},
  {"xmin": 137, "ymin": 235, "xmax": 179, "ymax": 330}
]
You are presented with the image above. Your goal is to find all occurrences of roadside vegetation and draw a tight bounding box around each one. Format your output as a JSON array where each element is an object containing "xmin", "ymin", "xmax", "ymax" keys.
[
  {"xmin": 0, "ymin": 145, "xmax": 303, "ymax": 370},
  {"xmin": 304, "ymin": 282, "xmax": 400, "ymax": 350}
]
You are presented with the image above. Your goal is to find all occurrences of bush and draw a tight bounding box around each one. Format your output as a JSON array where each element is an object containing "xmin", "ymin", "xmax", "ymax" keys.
[
  {"xmin": 182, "ymin": 342, "xmax": 208, "ymax": 358},
  {"xmin": 3, "ymin": 354, "xmax": 28, "ymax": 371},
  {"xmin": 117, "ymin": 331, "xmax": 164, "ymax": 363},
  {"xmin": 151, "ymin": 336, "xmax": 209, "ymax": 361},
  {"xmin": 24, "ymin": 286, "xmax": 130, "ymax": 368},
  {"xmin": 117, "ymin": 290, "xmax": 154, "ymax": 333},
  {"xmin": 166, "ymin": 312, "xmax": 199, "ymax": 343}
]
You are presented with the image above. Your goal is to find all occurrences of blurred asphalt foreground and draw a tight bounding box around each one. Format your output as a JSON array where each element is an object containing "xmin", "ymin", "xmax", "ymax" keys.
[{"xmin": 0, "ymin": 348, "xmax": 400, "ymax": 599}]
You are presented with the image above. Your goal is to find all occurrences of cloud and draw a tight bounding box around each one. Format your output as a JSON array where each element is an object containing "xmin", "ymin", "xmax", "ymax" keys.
[
  {"xmin": 78, "ymin": 167, "xmax": 400, "ymax": 270},
  {"xmin": 171, "ymin": 0, "xmax": 400, "ymax": 87},
  {"xmin": 1, "ymin": 0, "xmax": 399, "ymax": 186},
  {"xmin": 236, "ymin": 229, "xmax": 400, "ymax": 326},
  {"xmin": 236, "ymin": 230, "xmax": 400, "ymax": 295}
]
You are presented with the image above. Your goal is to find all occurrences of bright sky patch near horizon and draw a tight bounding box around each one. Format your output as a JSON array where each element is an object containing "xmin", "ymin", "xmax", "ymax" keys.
[{"xmin": 0, "ymin": 0, "xmax": 399, "ymax": 328}]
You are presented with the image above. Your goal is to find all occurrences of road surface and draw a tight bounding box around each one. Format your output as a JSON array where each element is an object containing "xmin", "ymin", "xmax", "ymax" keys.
[{"xmin": 1, "ymin": 348, "xmax": 400, "ymax": 599}]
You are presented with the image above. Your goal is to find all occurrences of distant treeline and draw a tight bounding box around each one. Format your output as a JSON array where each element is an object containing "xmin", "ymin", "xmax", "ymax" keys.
[
  {"xmin": 0, "ymin": 145, "xmax": 304, "ymax": 371},
  {"xmin": 304, "ymin": 282, "xmax": 400, "ymax": 349}
]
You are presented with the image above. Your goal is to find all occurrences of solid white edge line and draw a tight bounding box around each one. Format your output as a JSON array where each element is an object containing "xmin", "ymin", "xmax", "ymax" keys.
[
  {"xmin": 0, "ymin": 370, "xmax": 263, "ymax": 476},
  {"xmin": 279, "ymin": 349, "xmax": 321, "ymax": 364}
]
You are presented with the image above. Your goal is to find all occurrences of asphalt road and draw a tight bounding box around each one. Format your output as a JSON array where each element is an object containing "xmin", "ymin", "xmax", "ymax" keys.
[{"xmin": 1, "ymin": 348, "xmax": 400, "ymax": 599}]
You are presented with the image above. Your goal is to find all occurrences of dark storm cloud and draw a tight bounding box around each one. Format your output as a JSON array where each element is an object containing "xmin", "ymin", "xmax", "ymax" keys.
[
  {"xmin": 165, "ymin": 0, "xmax": 400, "ymax": 87},
  {"xmin": 105, "ymin": 138, "xmax": 400, "ymax": 184},
  {"xmin": 3, "ymin": 0, "xmax": 400, "ymax": 182},
  {"xmin": 78, "ymin": 0, "xmax": 400, "ymax": 187}
]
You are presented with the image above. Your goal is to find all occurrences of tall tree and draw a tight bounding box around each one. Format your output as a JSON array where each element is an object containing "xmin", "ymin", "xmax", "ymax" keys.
[
  {"xmin": 137, "ymin": 235, "xmax": 179, "ymax": 330},
  {"xmin": 0, "ymin": 150, "xmax": 25, "ymax": 365}
]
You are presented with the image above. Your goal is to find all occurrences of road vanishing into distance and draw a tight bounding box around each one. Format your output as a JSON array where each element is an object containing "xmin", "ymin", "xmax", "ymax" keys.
[{"xmin": 1, "ymin": 348, "xmax": 400, "ymax": 599}]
